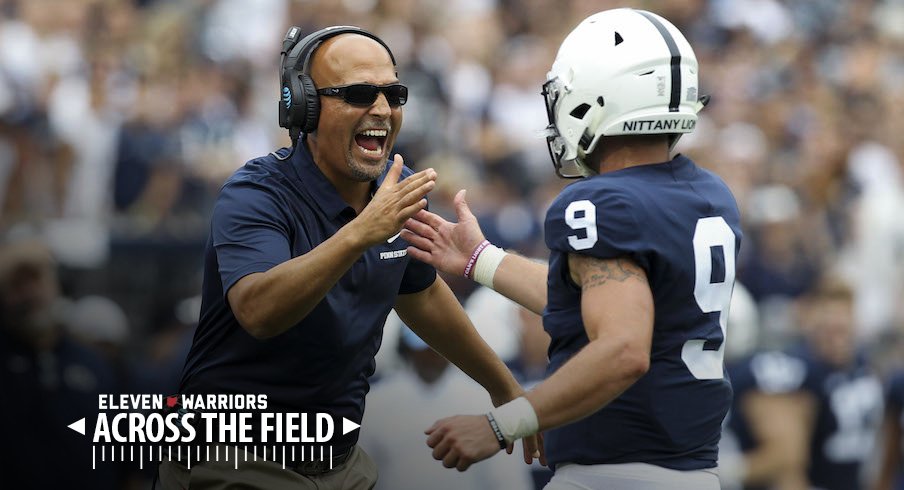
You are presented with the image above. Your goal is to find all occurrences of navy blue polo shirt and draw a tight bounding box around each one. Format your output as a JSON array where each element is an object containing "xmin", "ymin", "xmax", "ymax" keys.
[{"xmin": 180, "ymin": 143, "xmax": 436, "ymax": 451}]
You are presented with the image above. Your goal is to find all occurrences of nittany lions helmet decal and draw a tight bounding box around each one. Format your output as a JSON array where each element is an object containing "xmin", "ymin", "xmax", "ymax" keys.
[{"xmin": 542, "ymin": 8, "xmax": 707, "ymax": 178}]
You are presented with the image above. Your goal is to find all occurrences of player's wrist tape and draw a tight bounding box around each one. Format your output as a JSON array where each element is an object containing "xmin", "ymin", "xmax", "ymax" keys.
[
  {"xmin": 489, "ymin": 396, "xmax": 539, "ymax": 444},
  {"xmin": 472, "ymin": 243, "xmax": 506, "ymax": 289},
  {"xmin": 464, "ymin": 240, "xmax": 491, "ymax": 279},
  {"xmin": 485, "ymin": 413, "xmax": 507, "ymax": 450}
]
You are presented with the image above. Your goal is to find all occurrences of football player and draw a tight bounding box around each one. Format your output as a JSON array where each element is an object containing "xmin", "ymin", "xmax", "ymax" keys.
[
  {"xmin": 402, "ymin": 8, "xmax": 742, "ymax": 489},
  {"xmin": 721, "ymin": 349, "xmax": 812, "ymax": 489},
  {"xmin": 722, "ymin": 277, "xmax": 883, "ymax": 490},
  {"xmin": 792, "ymin": 278, "xmax": 883, "ymax": 490}
]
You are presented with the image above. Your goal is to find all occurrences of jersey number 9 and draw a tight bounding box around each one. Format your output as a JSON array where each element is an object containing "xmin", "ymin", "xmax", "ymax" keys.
[
  {"xmin": 565, "ymin": 203, "xmax": 737, "ymax": 380},
  {"xmin": 684, "ymin": 216, "xmax": 736, "ymax": 380}
]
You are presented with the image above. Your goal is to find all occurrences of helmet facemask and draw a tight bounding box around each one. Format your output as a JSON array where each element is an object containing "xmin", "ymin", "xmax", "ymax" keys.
[
  {"xmin": 543, "ymin": 78, "xmax": 585, "ymax": 179},
  {"xmin": 542, "ymin": 77, "xmax": 603, "ymax": 179}
]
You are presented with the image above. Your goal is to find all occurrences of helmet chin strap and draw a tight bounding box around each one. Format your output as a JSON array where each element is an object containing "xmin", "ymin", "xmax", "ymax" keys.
[
  {"xmin": 574, "ymin": 148, "xmax": 599, "ymax": 177},
  {"xmin": 575, "ymin": 160, "xmax": 597, "ymax": 177}
]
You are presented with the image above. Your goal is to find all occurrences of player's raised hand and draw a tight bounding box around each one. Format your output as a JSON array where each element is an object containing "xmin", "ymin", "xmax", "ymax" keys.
[
  {"xmin": 402, "ymin": 189, "xmax": 486, "ymax": 275},
  {"xmin": 356, "ymin": 154, "xmax": 436, "ymax": 247}
]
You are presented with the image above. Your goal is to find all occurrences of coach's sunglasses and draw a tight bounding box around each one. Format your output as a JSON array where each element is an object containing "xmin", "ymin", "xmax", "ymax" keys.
[{"xmin": 316, "ymin": 83, "xmax": 408, "ymax": 107}]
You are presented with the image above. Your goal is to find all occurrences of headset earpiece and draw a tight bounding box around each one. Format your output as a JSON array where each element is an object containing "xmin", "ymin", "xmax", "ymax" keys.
[{"xmin": 297, "ymin": 72, "xmax": 320, "ymax": 134}]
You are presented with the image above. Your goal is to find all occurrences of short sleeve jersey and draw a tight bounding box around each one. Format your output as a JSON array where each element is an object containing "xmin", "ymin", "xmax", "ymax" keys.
[
  {"xmin": 792, "ymin": 343, "xmax": 883, "ymax": 490},
  {"xmin": 726, "ymin": 350, "xmax": 808, "ymax": 448},
  {"xmin": 179, "ymin": 144, "xmax": 436, "ymax": 452},
  {"xmin": 886, "ymin": 369, "xmax": 904, "ymax": 482},
  {"xmin": 887, "ymin": 369, "xmax": 904, "ymax": 441},
  {"xmin": 542, "ymin": 154, "xmax": 742, "ymax": 470}
]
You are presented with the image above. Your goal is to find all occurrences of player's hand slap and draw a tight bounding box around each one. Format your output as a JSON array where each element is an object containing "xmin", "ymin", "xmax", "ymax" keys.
[{"xmin": 425, "ymin": 415, "xmax": 546, "ymax": 471}]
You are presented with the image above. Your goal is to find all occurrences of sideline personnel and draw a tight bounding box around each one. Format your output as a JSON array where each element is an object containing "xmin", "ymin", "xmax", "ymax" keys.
[{"xmin": 160, "ymin": 26, "xmax": 535, "ymax": 489}]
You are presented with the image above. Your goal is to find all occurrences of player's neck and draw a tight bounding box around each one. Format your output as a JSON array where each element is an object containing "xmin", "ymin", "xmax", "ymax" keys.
[{"xmin": 590, "ymin": 136, "xmax": 671, "ymax": 174}]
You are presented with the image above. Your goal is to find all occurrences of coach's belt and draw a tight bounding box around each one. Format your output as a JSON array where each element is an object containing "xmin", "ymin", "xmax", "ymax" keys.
[
  {"xmin": 292, "ymin": 447, "xmax": 353, "ymax": 475},
  {"xmin": 258, "ymin": 445, "xmax": 352, "ymax": 476}
]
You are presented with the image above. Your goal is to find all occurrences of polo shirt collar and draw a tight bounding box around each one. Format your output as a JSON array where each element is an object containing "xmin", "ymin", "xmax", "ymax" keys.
[{"xmin": 292, "ymin": 140, "xmax": 384, "ymax": 220}]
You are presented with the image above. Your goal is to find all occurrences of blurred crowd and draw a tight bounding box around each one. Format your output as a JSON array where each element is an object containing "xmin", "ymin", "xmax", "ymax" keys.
[{"xmin": 1, "ymin": 0, "xmax": 903, "ymax": 489}]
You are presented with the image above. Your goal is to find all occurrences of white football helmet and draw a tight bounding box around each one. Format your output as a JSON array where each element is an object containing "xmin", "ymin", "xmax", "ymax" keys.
[{"xmin": 542, "ymin": 8, "xmax": 707, "ymax": 178}]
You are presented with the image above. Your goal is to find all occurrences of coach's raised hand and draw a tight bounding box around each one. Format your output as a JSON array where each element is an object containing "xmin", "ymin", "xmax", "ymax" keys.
[{"xmin": 355, "ymin": 154, "xmax": 436, "ymax": 247}]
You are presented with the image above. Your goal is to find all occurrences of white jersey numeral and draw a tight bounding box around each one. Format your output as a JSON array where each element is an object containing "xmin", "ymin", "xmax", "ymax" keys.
[
  {"xmin": 682, "ymin": 216, "xmax": 736, "ymax": 380},
  {"xmin": 825, "ymin": 377, "xmax": 883, "ymax": 462},
  {"xmin": 565, "ymin": 200, "xmax": 597, "ymax": 250}
]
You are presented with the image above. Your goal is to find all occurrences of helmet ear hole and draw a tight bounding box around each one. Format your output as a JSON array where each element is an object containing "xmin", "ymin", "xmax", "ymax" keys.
[
  {"xmin": 614, "ymin": 32, "xmax": 624, "ymax": 45},
  {"xmin": 570, "ymin": 103, "xmax": 591, "ymax": 119}
]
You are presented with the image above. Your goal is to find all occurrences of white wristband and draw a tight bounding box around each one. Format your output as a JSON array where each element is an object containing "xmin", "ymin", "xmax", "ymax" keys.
[
  {"xmin": 473, "ymin": 244, "xmax": 505, "ymax": 289},
  {"xmin": 489, "ymin": 396, "xmax": 538, "ymax": 444}
]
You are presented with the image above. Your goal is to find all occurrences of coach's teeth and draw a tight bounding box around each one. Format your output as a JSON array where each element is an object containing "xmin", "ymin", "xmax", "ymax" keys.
[
  {"xmin": 359, "ymin": 144, "xmax": 383, "ymax": 155},
  {"xmin": 361, "ymin": 129, "xmax": 388, "ymax": 137}
]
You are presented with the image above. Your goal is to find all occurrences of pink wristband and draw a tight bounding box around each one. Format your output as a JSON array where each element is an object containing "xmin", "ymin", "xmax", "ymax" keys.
[{"xmin": 463, "ymin": 240, "xmax": 491, "ymax": 279}]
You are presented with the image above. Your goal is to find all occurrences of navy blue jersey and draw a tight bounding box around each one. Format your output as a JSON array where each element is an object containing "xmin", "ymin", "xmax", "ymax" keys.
[
  {"xmin": 180, "ymin": 144, "xmax": 436, "ymax": 452},
  {"xmin": 725, "ymin": 350, "xmax": 808, "ymax": 452},
  {"xmin": 886, "ymin": 370, "xmax": 904, "ymax": 489},
  {"xmin": 889, "ymin": 370, "xmax": 904, "ymax": 415},
  {"xmin": 722, "ymin": 350, "xmax": 808, "ymax": 490},
  {"xmin": 542, "ymin": 154, "xmax": 742, "ymax": 470},
  {"xmin": 792, "ymin": 343, "xmax": 883, "ymax": 490},
  {"xmin": 888, "ymin": 370, "xmax": 904, "ymax": 427}
]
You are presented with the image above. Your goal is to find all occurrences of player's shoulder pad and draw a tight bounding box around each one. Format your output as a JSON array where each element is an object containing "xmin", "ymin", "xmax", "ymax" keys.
[
  {"xmin": 545, "ymin": 177, "xmax": 643, "ymax": 259},
  {"xmin": 749, "ymin": 350, "xmax": 808, "ymax": 394}
]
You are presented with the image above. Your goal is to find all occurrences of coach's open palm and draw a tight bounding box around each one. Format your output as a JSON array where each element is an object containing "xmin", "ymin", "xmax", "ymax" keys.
[{"xmin": 356, "ymin": 154, "xmax": 436, "ymax": 247}]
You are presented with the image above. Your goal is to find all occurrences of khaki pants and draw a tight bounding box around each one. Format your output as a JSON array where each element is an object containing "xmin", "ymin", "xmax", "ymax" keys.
[{"xmin": 159, "ymin": 445, "xmax": 377, "ymax": 490}]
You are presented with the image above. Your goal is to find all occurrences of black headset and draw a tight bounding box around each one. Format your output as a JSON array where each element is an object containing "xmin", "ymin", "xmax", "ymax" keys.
[{"xmin": 278, "ymin": 25, "xmax": 397, "ymax": 150}]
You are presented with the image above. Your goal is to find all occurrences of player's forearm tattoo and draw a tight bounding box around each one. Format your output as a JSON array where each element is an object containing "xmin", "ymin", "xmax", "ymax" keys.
[{"xmin": 575, "ymin": 256, "xmax": 644, "ymax": 291}]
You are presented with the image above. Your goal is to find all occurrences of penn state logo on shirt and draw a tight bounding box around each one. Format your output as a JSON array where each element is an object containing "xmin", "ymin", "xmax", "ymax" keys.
[{"xmin": 380, "ymin": 232, "xmax": 407, "ymax": 260}]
